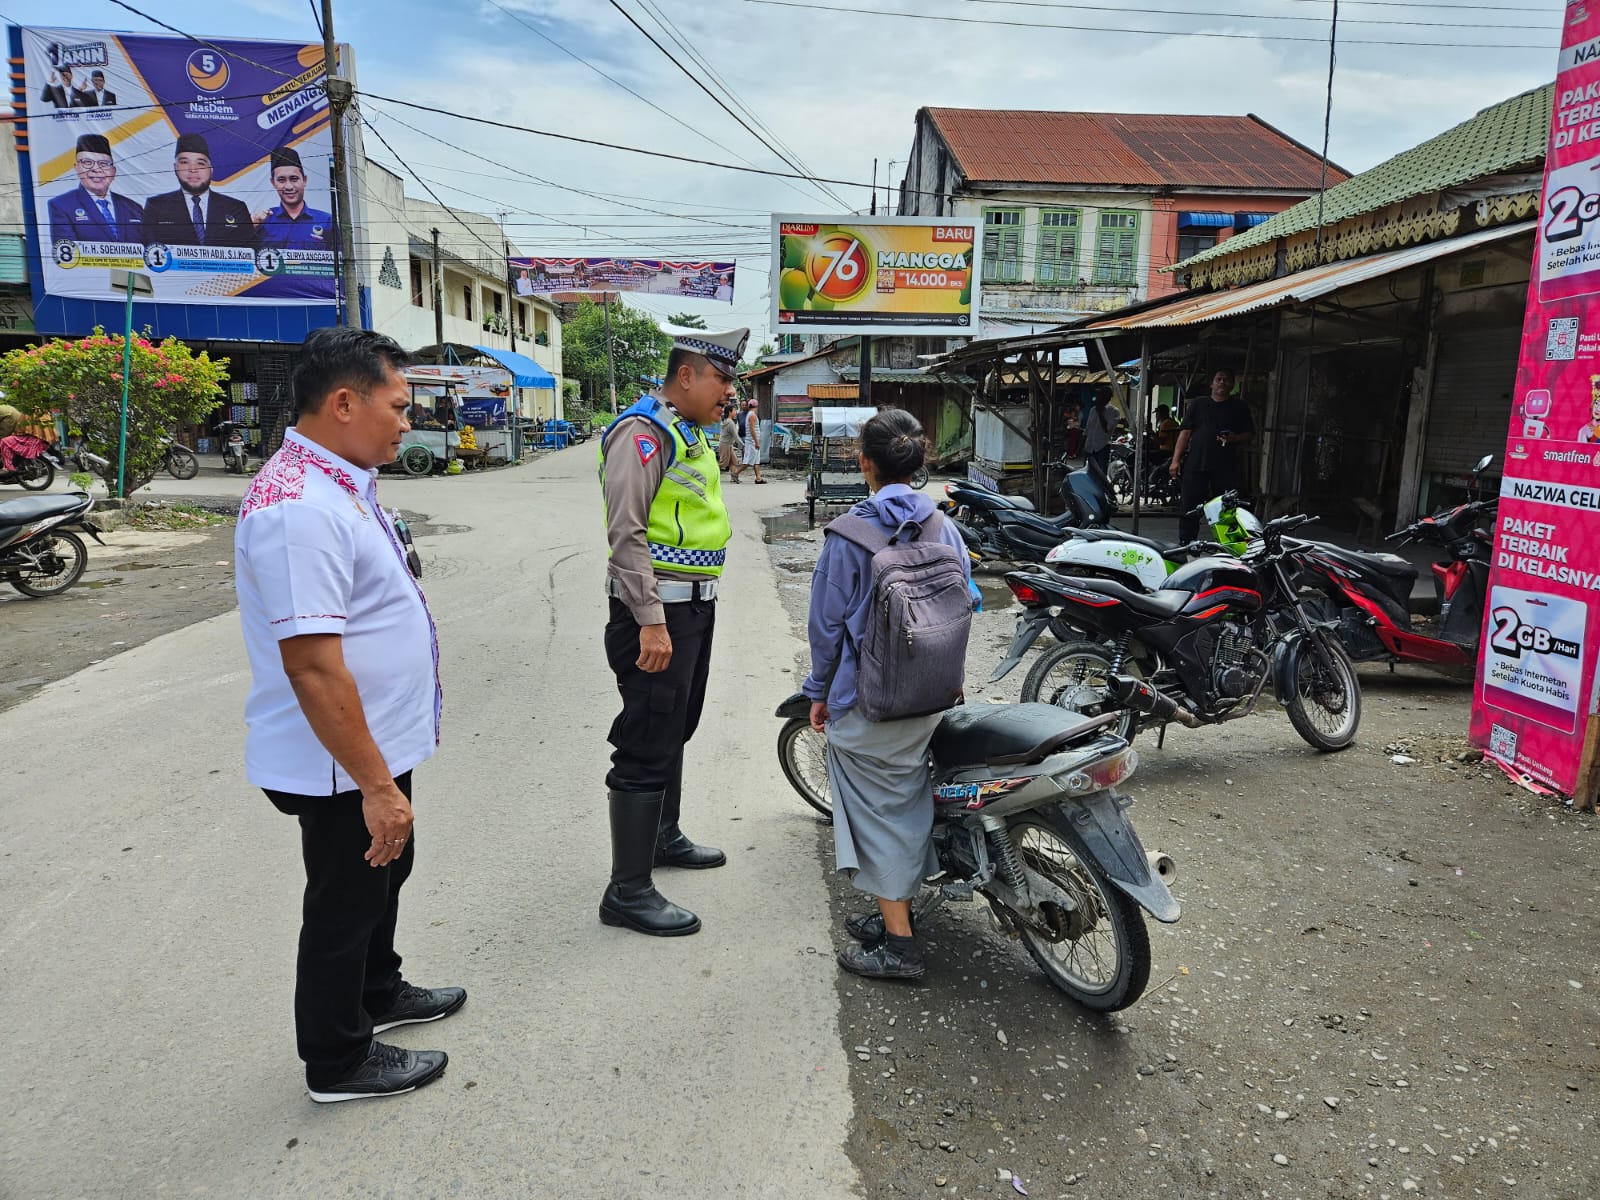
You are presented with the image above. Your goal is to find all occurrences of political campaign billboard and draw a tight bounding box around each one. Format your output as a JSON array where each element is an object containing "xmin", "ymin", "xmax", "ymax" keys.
[
  {"xmin": 20, "ymin": 25, "xmax": 336, "ymax": 308},
  {"xmin": 772, "ymin": 216, "xmax": 979, "ymax": 336},
  {"xmin": 510, "ymin": 258, "xmax": 736, "ymax": 303}
]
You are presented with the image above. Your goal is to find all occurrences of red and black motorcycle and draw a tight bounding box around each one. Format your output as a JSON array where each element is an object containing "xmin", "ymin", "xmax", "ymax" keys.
[
  {"xmin": 1294, "ymin": 454, "xmax": 1495, "ymax": 669},
  {"xmin": 1007, "ymin": 512, "xmax": 1362, "ymax": 753}
]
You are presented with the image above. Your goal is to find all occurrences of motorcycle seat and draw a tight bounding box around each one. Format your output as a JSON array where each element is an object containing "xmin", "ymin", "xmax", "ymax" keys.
[
  {"xmin": 1057, "ymin": 572, "xmax": 1189, "ymax": 619},
  {"xmin": 0, "ymin": 493, "xmax": 88, "ymax": 532},
  {"xmin": 996, "ymin": 510, "xmax": 1078, "ymax": 537},
  {"xmin": 1061, "ymin": 527, "xmax": 1172, "ymax": 554},
  {"xmin": 932, "ymin": 702, "xmax": 1113, "ymax": 769},
  {"xmin": 1301, "ymin": 541, "xmax": 1418, "ymax": 582}
]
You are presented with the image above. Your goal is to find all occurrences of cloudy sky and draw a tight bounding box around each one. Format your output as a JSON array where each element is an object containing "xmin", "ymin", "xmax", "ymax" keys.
[{"xmin": 4, "ymin": 0, "xmax": 1563, "ymax": 340}]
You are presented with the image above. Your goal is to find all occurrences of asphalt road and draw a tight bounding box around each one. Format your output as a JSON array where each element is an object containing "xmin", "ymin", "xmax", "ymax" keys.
[{"xmin": 1, "ymin": 450, "xmax": 857, "ymax": 1198}]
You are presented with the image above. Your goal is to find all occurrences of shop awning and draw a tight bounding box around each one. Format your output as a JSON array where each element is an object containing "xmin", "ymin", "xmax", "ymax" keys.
[
  {"xmin": 808, "ymin": 384, "xmax": 859, "ymax": 400},
  {"xmin": 470, "ymin": 345, "xmax": 557, "ymax": 389},
  {"xmin": 1232, "ymin": 212, "xmax": 1272, "ymax": 228},
  {"xmin": 1177, "ymin": 211, "xmax": 1230, "ymax": 228},
  {"xmin": 1069, "ymin": 221, "xmax": 1533, "ymax": 336}
]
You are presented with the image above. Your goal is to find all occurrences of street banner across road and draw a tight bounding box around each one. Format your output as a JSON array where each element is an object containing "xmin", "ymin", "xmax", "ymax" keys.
[
  {"xmin": 19, "ymin": 26, "xmax": 336, "ymax": 306},
  {"xmin": 772, "ymin": 216, "xmax": 979, "ymax": 336},
  {"xmin": 509, "ymin": 258, "xmax": 735, "ymax": 303},
  {"xmin": 1472, "ymin": 0, "xmax": 1600, "ymax": 799}
]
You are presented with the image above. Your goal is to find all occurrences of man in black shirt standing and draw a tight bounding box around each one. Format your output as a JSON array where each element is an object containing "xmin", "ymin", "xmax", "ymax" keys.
[{"xmin": 1170, "ymin": 369, "xmax": 1253, "ymax": 541}]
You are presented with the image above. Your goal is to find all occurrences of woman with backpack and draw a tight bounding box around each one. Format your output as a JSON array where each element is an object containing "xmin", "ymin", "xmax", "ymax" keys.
[{"xmin": 802, "ymin": 409, "xmax": 973, "ymax": 981}]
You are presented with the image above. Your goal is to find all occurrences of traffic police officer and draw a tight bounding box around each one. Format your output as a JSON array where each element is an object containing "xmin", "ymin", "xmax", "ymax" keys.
[{"xmin": 598, "ymin": 327, "xmax": 746, "ymax": 937}]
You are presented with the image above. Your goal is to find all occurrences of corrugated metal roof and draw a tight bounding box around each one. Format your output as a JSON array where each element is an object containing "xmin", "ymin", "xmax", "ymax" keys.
[
  {"xmin": 1178, "ymin": 84, "xmax": 1552, "ymax": 270},
  {"xmin": 1074, "ymin": 221, "xmax": 1532, "ymax": 334},
  {"xmin": 925, "ymin": 109, "xmax": 1343, "ymax": 190}
]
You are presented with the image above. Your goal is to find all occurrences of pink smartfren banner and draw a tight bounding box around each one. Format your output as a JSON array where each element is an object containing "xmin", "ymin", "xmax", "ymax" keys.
[{"xmin": 1471, "ymin": 1, "xmax": 1600, "ymax": 797}]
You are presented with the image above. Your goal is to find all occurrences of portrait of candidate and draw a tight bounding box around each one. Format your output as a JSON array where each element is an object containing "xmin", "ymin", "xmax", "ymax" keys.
[
  {"xmin": 39, "ymin": 65, "xmax": 84, "ymax": 109},
  {"xmin": 140, "ymin": 132, "xmax": 257, "ymax": 249},
  {"xmin": 254, "ymin": 146, "xmax": 334, "ymax": 251},
  {"xmin": 80, "ymin": 70, "xmax": 116, "ymax": 107},
  {"xmin": 47, "ymin": 134, "xmax": 145, "ymax": 245}
]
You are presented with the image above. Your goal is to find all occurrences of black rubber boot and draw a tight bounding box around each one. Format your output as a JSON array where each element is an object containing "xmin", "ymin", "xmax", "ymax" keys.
[
  {"xmin": 655, "ymin": 759, "xmax": 726, "ymax": 869},
  {"xmin": 600, "ymin": 789, "xmax": 701, "ymax": 936}
]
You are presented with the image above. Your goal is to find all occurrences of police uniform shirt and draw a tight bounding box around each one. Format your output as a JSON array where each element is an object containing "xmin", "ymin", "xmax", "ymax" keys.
[
  {"xmin": 603, "ymin": 407, "xmax": 711, "ymax": 628},
  {"xmin": 259, "ymin": 205, "xmax": 334, "ymax": 251}
]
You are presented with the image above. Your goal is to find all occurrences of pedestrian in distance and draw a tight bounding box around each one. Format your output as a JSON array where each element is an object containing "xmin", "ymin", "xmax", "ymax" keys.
[
  {"xmin": 1082, "ymin": 389, "xmax": 1119, "ymax": 483},
  {"xmin": 597, "ymin": 327, "xmax": 746, "ymax": 936},
  {"xmin": 1170, "ymin": 368, "xmax": 1254, "ymax": 542},
  {"xmin": 235, "ymin": 327, "xmax": 463, "ymax": 1104},
  {"xmin": 804, "ymin": 409, "xmax": 974, "ymax": 981},
  {"xmin": 718, "ymin": 403, "xmax": 739, "ymax": 476},
  {"xmin": 741, "ymin": 397, "xmax": 766, "ymax": 483}
]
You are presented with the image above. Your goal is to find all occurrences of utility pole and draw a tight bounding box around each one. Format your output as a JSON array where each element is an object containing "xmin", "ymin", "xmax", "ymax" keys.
[
  {"xmin": 431, "ymin": 227, "xmax": 444, "ymax": 355},
  {"xmin": 321, "ymin": 0, "xmax": 360, "ymax": 328},
  {"xmin": 603, "ymin": 293, "xmax": 618, "ymax": 415},
  {"xmin": 870, "ymin": 158, "xmax": 878, "ymax": 215},
  {"xmin": 502, "ymin": 234, "xmax": 517, "ymax": 355}
]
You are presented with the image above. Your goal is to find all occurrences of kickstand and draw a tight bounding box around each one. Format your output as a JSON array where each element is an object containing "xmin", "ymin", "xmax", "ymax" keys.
[
  {"xmin": 1157, "ymin": 723, "xmax": 1168, "ymax": 749},
  {"xmin": 1389, "ymin": 660, "xmax": 1396, "ymax": 673}
]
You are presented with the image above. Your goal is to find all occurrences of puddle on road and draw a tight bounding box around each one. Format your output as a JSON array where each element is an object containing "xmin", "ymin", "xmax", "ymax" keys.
[
  {"xmin": 975, "ymin": 576, "xmax": 1016, "ymax": 612},
  {"xmin": 760, "ymin": 508, "xmax": 814, "ymax": 545}
]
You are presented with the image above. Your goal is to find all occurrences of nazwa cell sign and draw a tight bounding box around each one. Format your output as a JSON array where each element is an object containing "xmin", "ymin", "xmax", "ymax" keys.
[
  {"xmin": 1471, "ymin": 0, "xmax": 1600, "ymax": 797},
  {"xmin": 20, "ymin": 25, "xmax": 335, "ymax": 306}
]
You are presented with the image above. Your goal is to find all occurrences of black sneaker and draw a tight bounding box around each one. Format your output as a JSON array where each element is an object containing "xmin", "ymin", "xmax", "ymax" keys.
[
  {"xmin": 844, "ymin": 911, "xmax": 916, "ymax": 943},
  {"xmin": 370, "ymin": 984, "xmax": 467, "ymax": 1033},
  {"xmin": 837, "ymin": 937, "xmax": 926, "ymax": 980},
  {"xmin": 307, "ymin": 1040, "xmax": 447, "ymax": 1104}
]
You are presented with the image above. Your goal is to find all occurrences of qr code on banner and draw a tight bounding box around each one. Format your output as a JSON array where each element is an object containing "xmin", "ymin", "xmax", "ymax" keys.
[
  {"xmin": 1547, "ymin": 317, "xmax": 1580, "ymax": 361},
  {"xmin": 1489, "ymin": 724, "xmax": 1518, "ymax": 762}
]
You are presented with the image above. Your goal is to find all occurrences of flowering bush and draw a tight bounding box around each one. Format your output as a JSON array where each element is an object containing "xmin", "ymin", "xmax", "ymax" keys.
[{"xmin": 0, "ymin": 328, "xmax": 228, "ymax": 493}]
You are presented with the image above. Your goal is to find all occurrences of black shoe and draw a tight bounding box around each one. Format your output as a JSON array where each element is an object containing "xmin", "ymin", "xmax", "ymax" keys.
[
  {"xmin": 655, "ymin": 825, "xmax": 727, "ymax": 869},
  {"xmin": 307, "ymin": 1041, "xmax": 447, "ymax": 1104},
  {"xmin": 600, "ymin": 882, "xmax": 702, "ymax": 936},
  {"xmin": 370, "ymin": 984, "xmax": 467, "ymax": 1033},
  {"xmin": 844, "ymin": 911, "xmax": 916, "ymax": 944},
  {"xmin": 837, "ymin": 937, "xmax": 926, "ymax": 980}
]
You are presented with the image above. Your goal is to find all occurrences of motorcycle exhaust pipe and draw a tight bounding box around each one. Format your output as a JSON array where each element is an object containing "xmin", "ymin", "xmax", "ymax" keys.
[
  {"xmin": 1108, "ymin": 674, "xmax": 1201, "ymax": 728},
  {"xmin": 1145, "ymin": 849, "xmax": 1177, "ymax": 885}
]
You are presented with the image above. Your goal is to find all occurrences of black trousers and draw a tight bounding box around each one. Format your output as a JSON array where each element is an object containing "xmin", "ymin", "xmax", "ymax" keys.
[
  {"xmin": 1177, "ymin": 467, "xmax": 1238, "ymax": 542},
  {"xmin": 264, "ymin": 772, "xmax": 413, "ymax": 1087},
  {"xmin": 604, "ymin": 595, "xmax": 716, "ymax": 803}
]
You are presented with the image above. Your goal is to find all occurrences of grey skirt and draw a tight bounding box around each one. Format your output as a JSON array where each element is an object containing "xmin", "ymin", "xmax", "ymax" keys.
[{"xmin": 826, "ymin": 705, "xmax": 942, "ymax": 902}]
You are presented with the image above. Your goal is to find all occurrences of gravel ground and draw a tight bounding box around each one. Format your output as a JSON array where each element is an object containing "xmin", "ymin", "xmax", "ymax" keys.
[{"xmin": 762, "ymin": 497, "xmax": 1600, "ymax": 1200}]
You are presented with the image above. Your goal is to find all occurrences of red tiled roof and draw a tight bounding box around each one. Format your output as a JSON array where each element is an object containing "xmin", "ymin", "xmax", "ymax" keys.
[{"xmin": 924, "ymin": 108, "xmax": 1347, "ymax": 191}]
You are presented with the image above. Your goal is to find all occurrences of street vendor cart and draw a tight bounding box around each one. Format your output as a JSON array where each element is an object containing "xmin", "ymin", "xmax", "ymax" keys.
[{"xmin": 806, "ymin": 406, "xmax": 877, "ymax": 529}]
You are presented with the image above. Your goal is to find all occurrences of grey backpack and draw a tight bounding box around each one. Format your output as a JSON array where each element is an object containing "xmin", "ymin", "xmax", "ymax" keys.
[{"xmin": 826, "ymin": 510, "xmax": 972, "ymax": 722}]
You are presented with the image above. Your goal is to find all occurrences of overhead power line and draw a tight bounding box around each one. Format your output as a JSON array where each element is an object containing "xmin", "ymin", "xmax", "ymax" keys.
[
  {"xmin": 740, "ymin": 0, "xmax": 1558, "ymax": 49},
  {"xmin": 966, "ymin": 0, "xmax": 1538, "ymax": 29}
]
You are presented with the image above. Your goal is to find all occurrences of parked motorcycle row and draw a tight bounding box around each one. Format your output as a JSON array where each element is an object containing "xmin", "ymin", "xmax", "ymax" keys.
[{"xmin": 774, "ymin": 455, "xmax": 1498, "ymax": 1013}]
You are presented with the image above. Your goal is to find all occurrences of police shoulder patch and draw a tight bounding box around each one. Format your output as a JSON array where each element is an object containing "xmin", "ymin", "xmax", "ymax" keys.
[{"xmin": 634, "ymin": 433, "xmax": 660, "ymax": 465}]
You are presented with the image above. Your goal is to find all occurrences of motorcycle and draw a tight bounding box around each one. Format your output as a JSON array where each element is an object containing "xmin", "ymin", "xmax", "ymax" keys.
[
  {"xmin": 1290, "ymin": 454, "xmax": 1495, "ymax": 669},
  {"xmin": 218, "ymin": 421, "xmax": 248, "ymax": 474},
  {"xmin": 0, "ymin": 434, "xmax": 62, "ymax": 491},
  {"xmin": 1003, "ymin": 510, "xmax": 1362, "ymax": 752},
  {"xmin": 161, "ymin": 436, "xmax": 200, "ymax": 480},
  {"xmin": 942, "ymin": 462, "xmax": 1117, "ymax": 563},
  {"xmin": 775, "ymin": 695, "xmax": 1178, "ymax": 1011},
  {"xmin": 0, "ymin": 491, "xmax": 104, "ymax": 597}
]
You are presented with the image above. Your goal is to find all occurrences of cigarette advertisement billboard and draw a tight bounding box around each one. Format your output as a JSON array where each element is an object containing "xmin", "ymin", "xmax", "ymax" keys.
[
  {"xmin": 18, "ymin": 25, "xmax": 336, "ymax": 311},
  {"xmin": 1471, "ymin": 0, "xmax": 1600, "ymax": 797},
  {"xmin": 509, "ymin": 257, "xmax": 735, "ymax": 303},
  {"xmin": 771, "ymin": 216, "xmax": 978, "ymax": 336}
]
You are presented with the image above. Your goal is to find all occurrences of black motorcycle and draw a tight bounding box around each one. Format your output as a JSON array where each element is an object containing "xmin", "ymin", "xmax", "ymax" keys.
[
  {"xmin": 1005, "ymin": 513, "xmax": 1362, "ymax": 752},
  {"xmin": 942, "ymin": 461, "xmax": 1116, "ymax": 563},
  {"xmin": 0, "ymin": 437, "xmax": 62, "ymax": 491},
  {"xmin": 775, "ymin": 695, "xmax": 1178, "ymax": 1011},
  {"xmin": 0, "ymin": 492, "xmax": 104, "ymax": 597},
  {"xmin": 218, "ymin": 421, "xmax": 248, "ymax": 474}
]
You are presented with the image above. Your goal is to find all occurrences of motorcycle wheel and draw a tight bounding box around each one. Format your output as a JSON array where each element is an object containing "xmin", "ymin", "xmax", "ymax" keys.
[
  {"xmin": 11, "ymin": 531, "xmax": 87, "ymax": 597},
  {"xmin": 19, "ymin": 457, "xmax": 54, "ymax": 490},
  {"xmin": 1107, "ymin": 462, "xmax": 1134, "ymax": 508},
  {"xmin": 1284, "ymin": 634, "xmax": 1361, "ymax": 751},
  {"xmin": 1021, "ymin": 640, "xmax": 1136, "ymax": 741},
  {"xmin": 777, "ymin": 716, "xmax": 832, "ymax": 820},
  {"xmin": 911, "ymin": 466, "xmax": 929, "ymax": 490},
  {"xmin": 166, "ymin": 445, "xmax": 199, "ymax": 480},
  {"xmin": 1007, "ymin": 810, "xmax": 1151, "ymax": 1011}
]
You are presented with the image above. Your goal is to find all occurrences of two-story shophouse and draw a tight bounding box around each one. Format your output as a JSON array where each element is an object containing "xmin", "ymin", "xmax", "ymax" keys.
[
  {"xmin": 358, "ymin": 160, "xmax": 565, "ymax": 419},
  {"xmin": 896, "ymin": 108, "xmax": 1349, "ymax": 337}
]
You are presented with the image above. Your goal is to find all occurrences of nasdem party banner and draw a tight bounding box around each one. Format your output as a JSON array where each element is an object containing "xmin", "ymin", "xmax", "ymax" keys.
[
  {"xmin": 1472, "ymin": 1, "xmax": 1600, "ymax": 797},
  {"xmin": 21, "ymin": 26, "xmax": 335, "ymax": 307},
  {"xmin": 509, "ymin": 258, "xmax": 735, "ymax": 303},
  {"xmin": 772, "ymin": 216, "xmax": 979, "ymax": 336}
]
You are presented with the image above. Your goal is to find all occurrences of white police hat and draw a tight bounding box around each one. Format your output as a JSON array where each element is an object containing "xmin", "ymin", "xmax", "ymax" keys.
[{"xmin": 673, "ymin": 327, "xmax": 749, "ymax": 377}]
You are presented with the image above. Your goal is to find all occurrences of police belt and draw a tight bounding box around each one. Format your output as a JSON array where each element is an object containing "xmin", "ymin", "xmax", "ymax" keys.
[{"xmin": 606, "ymin": 577, "xmax": 718, "ymax": 603}]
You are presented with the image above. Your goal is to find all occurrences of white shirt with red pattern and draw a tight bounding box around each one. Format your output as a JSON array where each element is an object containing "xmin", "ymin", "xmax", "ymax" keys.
[{"xmin": 235, "ymin": 429, "xmax": 440, "ymax": 795}]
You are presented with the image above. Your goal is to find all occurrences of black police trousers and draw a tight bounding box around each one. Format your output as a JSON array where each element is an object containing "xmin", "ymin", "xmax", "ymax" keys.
[{"xmin": 603, "ymin": 594, "xmax": 717, "ymax": 797}]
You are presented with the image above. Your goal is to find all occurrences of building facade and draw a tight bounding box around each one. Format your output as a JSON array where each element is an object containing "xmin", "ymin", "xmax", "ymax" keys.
[{"xmin": 896, "ymin": 108, "xmax": 1347, "ymax": 337}]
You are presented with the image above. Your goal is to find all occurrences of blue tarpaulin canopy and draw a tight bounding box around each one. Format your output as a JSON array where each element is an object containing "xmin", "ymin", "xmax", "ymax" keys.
[
  {"xmin": 1177, "ymin": 211, "xmax": 1230, "ymax": 228},
  {"xmin": 470, "ymin": 345, "xmax": 557, "ymax": 388}
]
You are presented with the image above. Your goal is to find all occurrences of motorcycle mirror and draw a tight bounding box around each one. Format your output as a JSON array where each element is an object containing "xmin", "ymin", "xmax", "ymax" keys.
[{"xmin": 1472, "ymin": 454, "xmax": 1493, "ymax": 474}]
